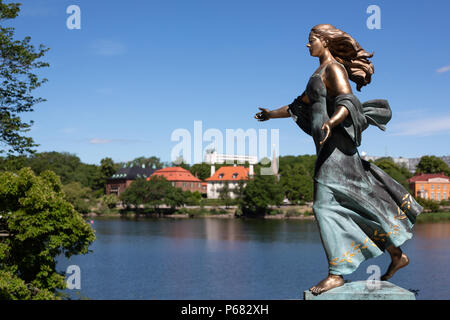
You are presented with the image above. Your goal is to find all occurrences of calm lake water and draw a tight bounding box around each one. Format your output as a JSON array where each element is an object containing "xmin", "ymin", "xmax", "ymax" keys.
[{"xmin": 57, "ymin": 218, "xmax": 450, "ymax": 300}]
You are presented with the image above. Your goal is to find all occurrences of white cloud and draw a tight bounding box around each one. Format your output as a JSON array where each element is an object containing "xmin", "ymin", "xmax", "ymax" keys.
[
  {"xmin": 89, "ymin": 138, "xmax": 152, "ymax": 145},
  {"xmin": 390, "ymin": 116, "xmax": 450, "ymax": 136},
  {"xmin": 436, "ymin": 65, "xmax": 450, "ymax": 73},
  {"xmin": 91, "ymin": 40, "xmax": 127, "ymax": 56},
  {"xmin": 89, "ymin": 138, "xmax": 112, "ymax": 144}
]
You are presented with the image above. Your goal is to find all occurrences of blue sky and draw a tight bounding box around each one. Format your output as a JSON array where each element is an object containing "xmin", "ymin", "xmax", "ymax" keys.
[{"xmin": 6, "ymin": 0, "xmax": 450, "ymax": 165}]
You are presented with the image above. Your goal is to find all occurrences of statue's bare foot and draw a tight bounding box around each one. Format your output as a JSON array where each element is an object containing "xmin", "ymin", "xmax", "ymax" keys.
[
  {"xmin": 309, "ymin": 274, "xmax": 344, "ymax": 295},
  {"xmin": 381, "ymin": 252, "xmax": 409, "ymax": 281}
]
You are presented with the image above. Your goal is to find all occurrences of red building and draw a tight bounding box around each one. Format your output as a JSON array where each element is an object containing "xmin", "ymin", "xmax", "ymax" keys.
[
  {"xmin": 148, "ymin": 167, "xmax": 207, "ymax": 194},
  {"xmin": 408, "ymin": 172, "xmax": 449, "ymax": 201},
  {"xmin": 106, "ymin": 165, "xmax": 156, "ymax": 196}
]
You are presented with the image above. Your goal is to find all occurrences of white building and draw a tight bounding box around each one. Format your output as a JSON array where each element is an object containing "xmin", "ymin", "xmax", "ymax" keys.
[{"xmin": 205, "ymin": 165, "xmax": 249, "ymax": 199}]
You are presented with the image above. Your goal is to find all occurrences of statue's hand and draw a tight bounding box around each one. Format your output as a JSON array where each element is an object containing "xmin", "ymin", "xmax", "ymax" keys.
[
  {"xmin": 320, "ymin": 121, "xmax": 332, "ymax": 145},
  {"xmin": 254, "ymin": 107, "xmax": 271, "ymax": 121}
]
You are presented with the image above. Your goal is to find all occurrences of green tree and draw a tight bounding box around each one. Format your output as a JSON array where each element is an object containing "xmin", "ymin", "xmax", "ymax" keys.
[
  {"xmin": 120, "ymin": 176, "xmax": 178, "ymax": 212},
  {"xmin": 218, "ymin": 183, "xmax": 233, "ymax": 208},
  {"xmin": 171, "ymin": 156, "xmax": 190, "ymax": 170},
  {"xmin": 0, "ymin": 154, "xmax": 27, "ymax": 171},
  {"xmin": 92, "ymin": 157, "xmax": 119, "ymax": 193},
  {"xmin": 276, "ymin": 155, "xmax": 316, "ymax": 203},
  {"xmin": 189, "ymin": 162, "xmax": 211, "ymax": 180},
  {"xmin": 126, "ymin": 156, "xmax": 164, "ymax": 169},
  {"xmin": 100, "ymin": 194, "xmax": 118, "ymax": 210},
  {"xmin": 0, "ymin": 2, "xmax": 49, "ymax": 155},
  {"xmin": 164, "ymin": 187, "xmax": 185, "ymax": 211},
  {"xmin": 62, "ymin": 182, "xmax": 95, "ymax": 214},
  {"xmin": 1, "ymin": 152, "xmax": 107, "ymax": 194},
  {"xmin": 233, "ymin": 180, "xmax": 246, "ymax": 206},
  {"xmin": 415, "ymin": 197, "xmax": 440, "ymax": 213},
  {"xmin": 240, "ymin": 175, "xmax": 284, "ymax": 216},
  {"xmin": 415, "ymin": 156, "xmax": 450, "ymax": 176},
  {"xmin": 183, "ymin": 190, "xmax": 201, "ymax": 206},
  {"xmin": 0, "ymin": 168, "xmax": 95, "ymax": 299},
  {"xmin": 119, "ymin": 178, "xmax": 153, "ymax": 209},
  {"xmin": 280, "ymin": 162, "xmax": 314, "ymax": 203}
]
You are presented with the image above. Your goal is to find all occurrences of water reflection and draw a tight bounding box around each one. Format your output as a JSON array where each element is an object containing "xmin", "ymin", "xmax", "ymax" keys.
[
  {"xmin": 59, "ymin": 218, "xmax": 450, "ymax": 300},
  {"xmin": 416, "ymin": 222, "xmax": 450, "ymax": 239}
]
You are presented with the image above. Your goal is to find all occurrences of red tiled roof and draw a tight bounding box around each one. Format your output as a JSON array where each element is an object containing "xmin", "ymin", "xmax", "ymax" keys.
[
  {"xmin": 148, "ymin": 167, "xmax": 202, "ymax": 182},
  {"xmin": 205, "ymin": 166, "xmax": 249, "ymax": 181},
  {"xmin": 408, "ymin": 172, "xmax": 449, "ymax": 183}
]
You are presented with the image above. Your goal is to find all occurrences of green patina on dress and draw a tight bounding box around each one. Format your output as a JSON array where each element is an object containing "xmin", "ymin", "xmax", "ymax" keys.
[{"xmin": 288, "ymin": 62, "xmax": 423, "ymax": 275}]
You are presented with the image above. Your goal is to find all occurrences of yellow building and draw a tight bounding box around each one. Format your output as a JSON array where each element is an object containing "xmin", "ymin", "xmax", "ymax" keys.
[{"xmin": 408, "ymin": 173, "xmax": 449, "ymax": 201}]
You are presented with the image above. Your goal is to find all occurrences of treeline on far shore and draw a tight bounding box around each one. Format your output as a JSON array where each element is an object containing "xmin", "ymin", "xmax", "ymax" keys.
[{"xmin": 1, "ymin": 152, "xmax": 450, "ymax": 219}]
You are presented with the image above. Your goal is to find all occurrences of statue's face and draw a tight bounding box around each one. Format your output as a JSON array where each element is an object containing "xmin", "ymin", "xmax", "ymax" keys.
[{"xmin": 307, "ymin": 33, "xmax": 326, "ymax": 57}]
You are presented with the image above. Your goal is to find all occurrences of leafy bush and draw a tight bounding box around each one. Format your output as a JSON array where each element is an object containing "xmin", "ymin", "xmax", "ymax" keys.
[
  {"xmin": 101, "ymin": 194, "xmax": 118, "ymax": 209},
  {"xmin": 416, "ymin": 197, "xmax": 440, "ymax": 212},
  {"xmin": 0, "ymin": 168, "xmax": 95, "ymax": 299},
  {"xmin": 240, "ymin": 174, "xmax": 284, "ymax": 216},
  {"xmin": 62, "ymin": 182, "xmax": 95, "ymax": 214}
]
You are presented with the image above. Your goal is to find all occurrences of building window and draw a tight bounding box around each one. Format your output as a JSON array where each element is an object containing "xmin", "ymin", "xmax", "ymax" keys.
[
  {"xmin": 420, "ymin": 184, "xmax": 424, "ymax": 190},
  {"xmin": 183, "ymin": 182, "xmax": 186, "ymax": 188},
  {"xmin": 219, "ymin": 173, "xmax": 224, "ymax": 179},
  {"xmin": 437, "ymin": 185, "xmax": 440, "ymax": 190},
  {"xmin": 437, "ymin": 193, "xmax": 441, "ymax": 201},
  {"xmin": 431, "ymin": 192, "xmax": 435, "ymax": 200},
  {"xmin": 431, "ymin": 185, "xmax": 434, "ymax": 190},
  {"xmin": 198, "ymin": 183, "xmax": 201, "ymax": 188},
  {"xmin": 172, "ymin": 182, "xmax": 175, "ymax": 187},
  {"xmin": 444, "ymin": 185, "xmax": 447, "ymax": 190},
  {"xmin": 191, "ymin": 183, "xmax": 193, "ymax": 188},
  {"xmin": 444, "ymin": 192, "xmax": 447, "ymax": 200}
]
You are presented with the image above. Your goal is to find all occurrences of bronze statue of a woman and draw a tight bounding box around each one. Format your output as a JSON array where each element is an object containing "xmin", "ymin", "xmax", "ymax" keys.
[{"xmin": 254, "ymin": 24, "xmax": 423, "ymax": 295}]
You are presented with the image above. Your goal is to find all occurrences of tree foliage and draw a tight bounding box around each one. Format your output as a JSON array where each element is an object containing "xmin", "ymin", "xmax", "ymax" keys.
[
  {"xmin": 218, "ymin": 182, "xmax": 233, "ymax": 208},
  {"xmin": 415, "ymin": 156, "xmax": 450, "ymax": 176},
  {"xmin": 62, "ymin": 182, "xmax": 95, "ymax": 214},
  {"xmin": 123, "ymin": 156, "xmax": 164, "ymax": 170},
  {"xmin": 189, "ymin": 162, "xmax": 211, "ymax": 181},
  {"xmin": 0, "ymin": 168, "xmax": 95, "ymax": 300},
  {"xmin": 120, "ymin": 176, "xmax": 180, "ymax": 210},
  {"xmin": 0, "ymin": 1, "xmax": 49, "ymax": 155},
  {"xmin": 0, "ymin": 152, "xmax": 116, "ymax": 193},
  {"xmin": 240, "ymin": 174, "xmax": 284, "ymax": 216},
  {"xmin": 164, "ymin": 186, "xmax": 185, "ymax": 210},
  {"xmin": 183, "ymin": 190, "xmax": 202, "ymax": 206},
  {"xmin": 92, "ymin": 157, "xmax": 119, "ymax": 192},
  {"xmin": 100, "ymin": 194, "xmax": 118, "ymax": 209},
  {"xmin": 279, "ymin": 155, "xmax": 316, "ymax": 203}
]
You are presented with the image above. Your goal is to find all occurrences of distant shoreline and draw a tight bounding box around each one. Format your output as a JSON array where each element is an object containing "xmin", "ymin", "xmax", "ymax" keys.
[
  {"xmin": 83, "ymin": 209, "xmax": 450, "ymax": 223},
  {"xmin": 83, "ymin": 212, "xmax": 316, "ymax": 220}
]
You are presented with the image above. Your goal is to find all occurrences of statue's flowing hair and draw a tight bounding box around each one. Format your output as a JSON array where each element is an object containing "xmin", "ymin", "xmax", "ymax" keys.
[{"xmin": 311, "ymin": 24, "xmax": 374, "ymax": 91}]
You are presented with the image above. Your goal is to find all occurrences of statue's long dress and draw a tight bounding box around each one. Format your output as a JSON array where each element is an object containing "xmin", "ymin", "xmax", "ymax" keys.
[{"xmin": 288, "ymin": 62, "xmax": 423, "ymax": 275}]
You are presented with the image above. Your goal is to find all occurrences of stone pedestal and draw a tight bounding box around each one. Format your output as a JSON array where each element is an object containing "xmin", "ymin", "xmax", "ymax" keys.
[{"xmin": 303, "ymin": 281, "xmax": 416, "ymax": 300}]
